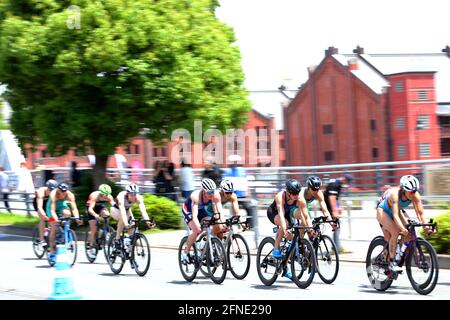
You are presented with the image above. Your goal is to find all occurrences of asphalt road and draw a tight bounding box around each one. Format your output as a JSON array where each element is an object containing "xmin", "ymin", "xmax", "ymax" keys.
[{"xmin": 0, "ymin": 233, "xmax": 449, "ymax": 301}]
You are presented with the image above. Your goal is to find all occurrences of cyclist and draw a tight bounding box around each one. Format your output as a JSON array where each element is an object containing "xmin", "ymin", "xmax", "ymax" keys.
[
  {"xmin": 267, "ymin": 179, "xmax": 313, "ymax": 273},
  {"xmin": 33, "ymin": 179, "xmax": 58, "ymax": 246},
  {"xmin": 46, "ymin": 183, "xmax": 83, "ymax": 262},
  {"xmin": 85, "ymin": 184, "xmax": 116, "ymax": 259},
  {"xmin": 376, "ymin": 175, "xmax": 434, "ymax": 273},
  {"xmin": 180, "ymin": 178, "xmax": 224, "ymax": 263},
  {"xmin": 110, "ymin": 184, "xmax": 154, "ymax": 252},
  {"xmin": 215, "ymin": 179, "xmax": 239, "ymax": 239},
  {"xmin": 299, "ymin": 176, "xmax": 337, "ymax": 229}
]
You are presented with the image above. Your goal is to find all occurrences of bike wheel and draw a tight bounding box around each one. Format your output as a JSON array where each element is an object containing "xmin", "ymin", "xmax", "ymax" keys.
[
  {"xmin": 315, "ymin": 235, "xmax": 339, "ymax": 284},
  {"xmin": 406, "ymin": 238, "xmax": 439, "ymax": 295},
  {"xmin": 207, "ymin": 237, "xmax": 227, "ymax": 284},
  {"xmin": 256, "ymin": 237, "xmax": 279, "ymax": 286},
  {"xmin": 84, "ymin": 229, "xmax": 98, "ymax": 263},
  {"xmin": 102, "ymin": 226, "xmax": 115, "ymax": 262},
  {"xmin": 366, "ymin": 236, "xmax": 393, "ymax": 291},
  {"xmin": 106, "ymin": 232, "xmax": 125, "ymax": 274},
  {"xmin": 67, "ymin": 229, "xmax": 78, "ymax": 266},
  {"xmin": 130, "ymin": 233, "xmax": 151, "ymax": 277},
  {"xmin": 32, "ymin": 227, "xmax": 46, "ymax": 259},
  {"xmin": 291, "ymin": 238, "xmax": 316, "ymax": 289},
  {"xmin": 227, "ymin": 233, "xmax": 251, "ymax": 280},
  {"xmin": 178, "ymin": 236, "xmax": 198, "ymax": 282}
]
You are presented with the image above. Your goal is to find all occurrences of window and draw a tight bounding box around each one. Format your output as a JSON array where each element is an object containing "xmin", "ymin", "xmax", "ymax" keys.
[
  {"xmin": 324, "ymin": 151, "xmax": 334, "ymax": 162},
  {"xmin": 152, "ymin": 147, "xmax": 158, "ymax": 157},
  {"xmin": 323, "ymin": 124, "xmax": 333, "ymax": 135},
  {"xmin": 133, "ymin": 144, "xmax": 139, "ymax": 154},
  {"xmin": 41, "ymin": 149, "xmax": 47, "ymax": 158},
  {"xmin": 395, "ymin": 81, "xmax": 404, "ymax": 92},
  {"xmin": 280, "ymin": 138, "xmax": 285, "ymax": 149},
  {"xmin": 370, "ymin": 119, "xmax": 376, "ymax": 131},
  {"xmin": 398, "ymin": 144, "xmax": 407, "ymax": 158},
  {"xmin": 419, "ymin": 143, "xmax": 431, "ymax": 157},
  {"xmin": 417, "ymin": 115, "xmax": 429, "ymax": 129},
  {"xmin": 396, "ymin": 117, "xmax": 406, "ymax": 129},
  {"xmin": 372, "ymin": 147, "xmax": 379, "ymax": 159},
  {"xmin": 418, "ymin": 90, "xmax": 428, "ymax": 101}
]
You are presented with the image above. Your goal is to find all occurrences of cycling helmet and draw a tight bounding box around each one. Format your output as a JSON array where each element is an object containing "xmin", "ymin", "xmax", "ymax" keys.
[
  {"xmin": 58, "ymin": 183, "xmax": 69, "ymax": 192},
  {"xmin": 126, "ymin": 184, "xmax": 139, "ymax": 194},
  {"xmin": 98, "ymin": 184, "xmax": 112, "ymax": 195},
  {"xmin": 220, "ymin": 179, "xmax": 234, "ymax": 193},
  {"xmin": 400, "ymin": 175, "xmax": 420, "ymax": 192},
  {"xmin": 307, "ymin": 176, "xmax": 322, "ymax": 191},
  {"xmin": 285, "ymin": 179, "xmax": 301, "ymax": 194},
  {"xmin": 45, "ymin": 179, "xmax": 58, "ymax": 191},
  {"xmin": 201, "ymin": 178, "xmax": 216, "ymax": 192}
]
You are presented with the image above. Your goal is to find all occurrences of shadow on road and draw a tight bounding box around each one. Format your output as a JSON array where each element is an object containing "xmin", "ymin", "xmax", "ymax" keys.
[
  {"xmin": 357, "ymin": 284, "xmax": 419, "ymax": 296},
  {"xmin": 168, "ymin": 279, "xmax": 222, "ymax": 286},
  {"xmin": 22, "ymin": 257, "xmax": 41, "ymax": 261}
]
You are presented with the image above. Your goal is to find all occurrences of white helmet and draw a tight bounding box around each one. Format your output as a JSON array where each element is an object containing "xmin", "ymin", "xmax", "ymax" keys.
[
  {"xmin": 220, "ymin": 179, "xmax": 234, "ymax": 193},
  {"xmin": 201, "ymin": 178, "xmax": 216, "ymax": 192},
  {"xmin": 126, "ymin": 184, "xmax": 139, "ymax": 194},
  {"xmin": 400, "ymin": 175, "xmax": 419, "ymax": 192}
]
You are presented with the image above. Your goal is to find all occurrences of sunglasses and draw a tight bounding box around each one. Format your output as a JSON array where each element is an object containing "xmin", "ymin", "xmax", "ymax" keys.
[
  {"xmin": 225, "ymin": 191, "xmax": 233, "ymax": 195},
  {"xmin": 289, "ymin": 192, "xmax": 299, "ymax": 196},
  {"xmin": 206, "ymin": 190, "xmax": 215, "ymax": 195},
  {"xmin": 407, "ymin": 190, "xmax": 417, "ymax": 194}
]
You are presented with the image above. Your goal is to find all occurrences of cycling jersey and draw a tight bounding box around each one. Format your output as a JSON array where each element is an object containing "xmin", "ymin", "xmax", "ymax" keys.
[
  {"xmin": 33, "ymin": 187, "xmax": 49, "ymax": 212},
  {"xmin": 267, "ymin": 191, "xmax": 297, "ymax": 224},
  {"xmin": 299, "ymin": 187, "xmax": 315, "ymax": 219},
  {"xmin": 46, "ymin": 197, "xmax": 69, "ymax": 218},
  {"xmin": 86, "ymin": 192, "xmax": 110, "ymax": 221},
  {"xmin": 377, "ymin": 189, "xmax": 411, "ymax": 219},
  {"xmin": 182, "ymin": 190, "xmax": 215, "ymax": 224},
  {"xmin": 114, "ymin": 191, "xmax": 136, "ymax": 211}
]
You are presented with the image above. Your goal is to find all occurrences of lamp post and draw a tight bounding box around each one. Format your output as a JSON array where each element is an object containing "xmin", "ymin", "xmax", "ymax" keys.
[{"xmin": 416, "ymin": 119, "xmax": 425, "ymax": 176}]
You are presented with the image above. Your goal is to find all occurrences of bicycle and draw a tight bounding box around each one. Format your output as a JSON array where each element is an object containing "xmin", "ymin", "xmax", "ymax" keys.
[
  {"xmin": 106, "ymin": 217, "xmax": 154, "ymax": 277},
  {"xmin": 256, "ymin": 223, "xmax": 317, "ymax": 289},
  {"xmin": 308, "ymin": 216, "xmax": 340, "ymax": 284},
  {"xmin": 178, "ymin": 217, "xmax": 228, "ymax": 284},
  {"xmin": 47, "ymin": 216, "xmax": 81, "ymax": 267},
  {"xmin": 32, "ymin": 223, "xmax": 50, "ymax": 259},
  {"xmin": 84, "ymin": 216, "xmax": 115, "ymax": 263},
  {"xmin": 366, "ymin": 217, "xmax": 439, "ymax": 295},
  {"xmin": 199, "ymin": 215, "xmax": 251, "ymax": 280}
]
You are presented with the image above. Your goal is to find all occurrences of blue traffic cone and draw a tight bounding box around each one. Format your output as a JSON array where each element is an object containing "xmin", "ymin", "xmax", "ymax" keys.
[{"xmin": 48, "ymin": 244, "xmax": 81, "ymax": 300}]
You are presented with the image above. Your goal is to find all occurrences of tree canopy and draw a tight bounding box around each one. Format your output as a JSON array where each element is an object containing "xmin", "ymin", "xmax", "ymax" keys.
[{"xmin": 0, "ymin": 0, "xmax": 251, "ymax": 184}]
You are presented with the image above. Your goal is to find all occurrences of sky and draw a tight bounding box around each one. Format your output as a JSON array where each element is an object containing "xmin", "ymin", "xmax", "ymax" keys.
[{"xmin": 215, "ymin": 0, "xmax": 450, "ymax": 128}]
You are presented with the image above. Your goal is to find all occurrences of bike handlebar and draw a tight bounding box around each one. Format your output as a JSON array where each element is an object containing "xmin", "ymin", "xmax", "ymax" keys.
[{"xmin": 406, "ymin": 219, "xmax": 438, "ymax": 232}]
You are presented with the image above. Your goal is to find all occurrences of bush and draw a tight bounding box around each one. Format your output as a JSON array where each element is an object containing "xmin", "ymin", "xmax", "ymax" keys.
[
  {"xmin": 420, "ymin": 213, "xmax": 450, "ymax": 255},
  {"xmin": 72, "ymin": 170, "xmax": 123, "ymax": 220},
  {"xmin": 132, "ymin": 194, "xmax": 181, "ymax": 230}
]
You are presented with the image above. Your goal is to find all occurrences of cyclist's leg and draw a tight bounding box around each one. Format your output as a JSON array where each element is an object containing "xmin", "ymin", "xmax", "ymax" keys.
[
  {"xmin": 87, "ymin": 208, "xmax": 98, "ymax": 246},
  {"xmin": 48, "ymin": 219, "xmax": 58, "ymax": 252},
  {"xmin": 38, "ymin": 214, "xmax": 47, "ymax": 241},
  {"xmin": 110, "ymin": 207, "xmax": 123, "ymax": 240},
  {"xmin": 267, "ymin": 206, "xmax": 283, "ymax": 250},
  {"xmin": 376, "ymin": 208, "xmax": 398, "ymax": 261},
  {"xmin": 212, "ymin": 213, "xmax": 226, "ymax": 240}
]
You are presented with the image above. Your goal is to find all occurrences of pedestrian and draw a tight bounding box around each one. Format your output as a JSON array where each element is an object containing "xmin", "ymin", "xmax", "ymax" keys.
[
  {"xmin": 70, "ymin": 161, "xmax": 81, "ymax": 188},
  {"xmin": 180, "ymin": 159, "xmax": 194, "ymax": 201},
  {"xmin": 16, "ymin": 162, "xmax": 35, "ymax": 215},
  {"xmin": 323, "ymin": 173, "xmax": 353, "ymax": 253},
  {"xmin": 0, "ymin": 166, "xmax": 12, "ymax": 213},
  {"xmin": 224, "ymin": 155, "xmax": 258, "ymax": 247}
]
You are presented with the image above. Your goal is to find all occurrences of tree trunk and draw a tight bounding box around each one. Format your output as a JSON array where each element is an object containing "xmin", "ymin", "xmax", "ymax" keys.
[{"xmin": 92, "ymin": 154, "xmax": 108, "ymax": 189}]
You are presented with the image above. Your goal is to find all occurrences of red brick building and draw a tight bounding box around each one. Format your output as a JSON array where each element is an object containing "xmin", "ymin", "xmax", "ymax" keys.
[
  {"xmin": 284, "ymin": 46, "xmax": 450, "ymax": 171},
  {"xmin": 25, "ymin": 109, "xmax": 285, "ymax": 170}
]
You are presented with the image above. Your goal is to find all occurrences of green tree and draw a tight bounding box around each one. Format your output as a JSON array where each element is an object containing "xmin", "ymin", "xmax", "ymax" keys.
[
  {"xmin": 0, "ymin": 0, "xmax": 251, "ymax": 187},
  {"xmin": 0, "ymin": 99, "xmax": 7, "ymax": 129}
]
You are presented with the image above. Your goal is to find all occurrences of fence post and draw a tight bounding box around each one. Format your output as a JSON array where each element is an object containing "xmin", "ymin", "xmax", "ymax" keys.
[{"xmin": 25, "ymin": 192, "xmax": 31, "ymax": 216}]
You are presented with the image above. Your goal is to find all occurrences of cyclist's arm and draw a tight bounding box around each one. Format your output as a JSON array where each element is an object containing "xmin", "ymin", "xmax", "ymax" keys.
[
  {"xmin": 117, "ymin": 194, "xmax": 130, "ymax": 226},
  {"xmin": 275, "ymin": 192, "xmax": 287, "ymax": 234},
  {"xmin": 49, "ymin": 190, "xmax": 59, "ymax": 221},
  {"xmin": 297, "ymin": 200, "xmax": 311, "ymax": 227},
  {"xmin": 316, "ymin": 191, "xmax": 333, "ymax": 221},
  {"xmin": 230, "ymin": 193, "xmax": 240, "ymax": 216},
  {"xmin": 213, "ymin": 193, "xmax": 225, "ymax": 221},
  {"xmin": 36, "ymin": 189, "xmax": 47, "ymax": 219},
  {"xmin": 67, "ymin": 191, "xmax": 80, "ymax": 219},
  {"xmin": 136, "ymin": 194, "xmax": 150, "ymax": 221},
  {"xmin": 87, "ymin": 192, "xmax": 99, "ymax": 219},
  {"xmin": 108, "ymin": 194, "xmax": 116, "ymax": 207},
  {"xmin": 327, "ymin": 194, "xmax": 340, "ymax": 218},
  {"xmin": 390, "ymin": 193, "xmax": 407, "ymax": 235},
  {"xmin": 411, "ymin": 192, "xmax": 426, "ymax": 224}
]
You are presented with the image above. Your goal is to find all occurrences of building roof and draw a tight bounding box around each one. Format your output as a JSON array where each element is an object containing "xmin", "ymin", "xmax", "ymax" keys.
[
  {"xmin": 360, "ymin": 53, "xmax": 450, "ymax": 103},
  {"xmin": 332, "ymin": 54, "xmax": 389, "ymax": 94}
]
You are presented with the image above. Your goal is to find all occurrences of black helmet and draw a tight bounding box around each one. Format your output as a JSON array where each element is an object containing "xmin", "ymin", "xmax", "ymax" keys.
[
  {"xmin": 58, "ymin": 183, "xmax": 69, "ymax": 192},
  {"xmin": 307, "ymin": 176, "xmax": 322, "ymax": 191},
  {"xmin": 285, "ymin": 179, "xmax": 301, "ymax": 194},
  {"xmin": 45, "ymin": 179, "xmax": 58, "ymax": 191}
]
